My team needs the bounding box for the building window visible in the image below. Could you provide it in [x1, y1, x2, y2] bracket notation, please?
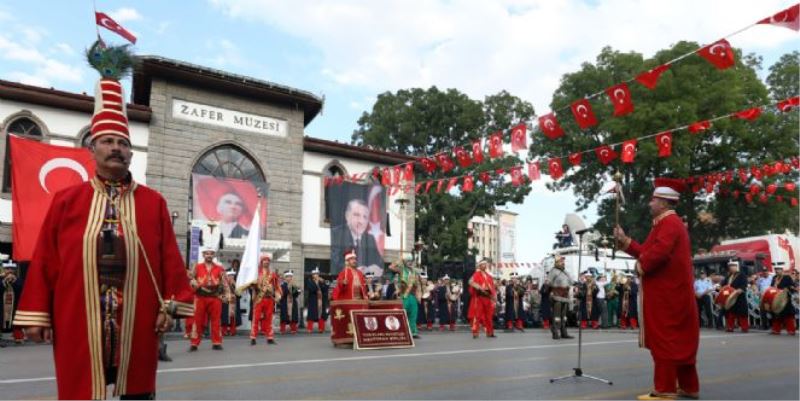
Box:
[3, 116, 44, 193]
[192, 145, 265, 183]
[321, 161, 347, 224]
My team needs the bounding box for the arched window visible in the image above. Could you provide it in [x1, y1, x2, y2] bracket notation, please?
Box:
[192, 145, 265, 182]
[3, 116, 44, 192]
[322, 161, 347, 224]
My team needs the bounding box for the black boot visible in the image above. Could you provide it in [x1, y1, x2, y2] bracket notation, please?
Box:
[551, 330, 560, 340]
[158, 342, 172, 362]
[561, 329, 574, 339]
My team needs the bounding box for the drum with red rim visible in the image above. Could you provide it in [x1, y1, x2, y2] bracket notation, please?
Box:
[715, 285, 740, 311]
[760, 287, 789, 314]
[330, 299, 369, 346]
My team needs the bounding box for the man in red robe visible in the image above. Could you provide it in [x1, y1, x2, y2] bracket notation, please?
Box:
[468, 259, 497, 339]
[189, 248, 227, 351]
[332, 248, 368, 301]
[12, 95, 194, 398]
[615, 177, 700, 400]
[250, 255, 281, 345]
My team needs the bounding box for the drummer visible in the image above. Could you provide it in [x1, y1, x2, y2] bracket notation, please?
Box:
[720, 261, 749, 333]
[769, 266, 796, 336]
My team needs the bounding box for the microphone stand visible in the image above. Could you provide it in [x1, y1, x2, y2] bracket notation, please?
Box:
[550, 229, 613, 386]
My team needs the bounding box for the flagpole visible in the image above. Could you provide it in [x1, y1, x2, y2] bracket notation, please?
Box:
[92, 0, 100, 40]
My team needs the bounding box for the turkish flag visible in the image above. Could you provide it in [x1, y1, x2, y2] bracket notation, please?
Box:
[425, 181, 434, 193]
[510, 123, 528, 152]
[733, 107, 762, 121]
[606, 83, 634, 117]
[688, 120, 711, 133]
[510, 167, 524, 187]
[381, 167, 392, 186]
[463, 175, 475, 192]
[420, 158, 437, 174]
[621, 139, 638, 163]
[489, 131, 504, 158]
[778, 96, 800, 112]
[454, 146, 472, 168]
[655, 131, 673, 158]
[393, 166, 402, 185]
[548, 158, 564, 180]
[436, 179, 445, 193]
[479, 171, 492, 184]
[757, 4, 800, 31]
[698, 39, 735, 70]
[472, 138, 484, 164]
[568, 152, 582, 166]
[446, 177, 459, 192]
[436, 153, 456, 173]
[635, 63, 671, 90]
[95, 11, 137, 44]
[570, 99, 597, 129]
[527, 161, 541, 181]
[539, 113, 565, 139]
[10, 136, 96, 260]
[404, 163, 415, 181]
[415, 182, 423, 194]
[595, 145, 618, 165]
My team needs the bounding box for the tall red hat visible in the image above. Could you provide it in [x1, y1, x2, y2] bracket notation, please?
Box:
[86, 40, 134, 143]
[653, 177, 685, 201]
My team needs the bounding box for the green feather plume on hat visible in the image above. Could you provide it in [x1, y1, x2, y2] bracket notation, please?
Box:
[85, 39, 135, 80]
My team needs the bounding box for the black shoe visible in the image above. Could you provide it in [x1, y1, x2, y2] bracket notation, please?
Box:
[413, 334, 421, 339]
[473, 334, 478, 339]
[212, 344, 223, 350]
[158, 344, 172, 362]
[188, 345, 198, 352]
[250, 339, 256, 346]
[552, 332, 560, 340]
[561, 334, 574, 339]
[267, 339, 276, 344]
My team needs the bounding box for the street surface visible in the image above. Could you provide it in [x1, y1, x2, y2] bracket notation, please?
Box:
[1, 328, 797, 400]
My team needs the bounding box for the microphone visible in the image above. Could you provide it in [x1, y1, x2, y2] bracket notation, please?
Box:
[575, 227, 594, 235]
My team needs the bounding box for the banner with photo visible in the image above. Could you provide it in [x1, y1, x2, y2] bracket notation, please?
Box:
[191, 173, 269, 250]
[327, 182, 386, 275]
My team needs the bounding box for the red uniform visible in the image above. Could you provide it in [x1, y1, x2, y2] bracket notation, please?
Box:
[624, 210, 700, 396]
[468, 269, 496, 337]
[250, 268, 281, 341]
[332, 267, 368, 301]
[12, 178, 194, 399]
[770, 274, 797, 335]
[191, 262, 226, 347]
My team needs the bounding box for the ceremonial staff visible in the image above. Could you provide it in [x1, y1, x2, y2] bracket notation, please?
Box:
[612, 171, 625, 260]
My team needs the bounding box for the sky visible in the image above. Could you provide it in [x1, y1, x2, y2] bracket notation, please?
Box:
[0, 0, 797, 263]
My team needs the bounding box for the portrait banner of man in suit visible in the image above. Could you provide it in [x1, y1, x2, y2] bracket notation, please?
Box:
[192, 173, 268, 241]
[328, 182, 386, 275]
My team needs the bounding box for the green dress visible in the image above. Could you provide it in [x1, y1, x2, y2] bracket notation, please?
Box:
[396, 265, 419, 336]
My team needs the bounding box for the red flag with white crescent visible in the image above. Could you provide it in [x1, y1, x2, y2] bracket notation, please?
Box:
[594, 145, 618, 165]
[688, 120, 711, 133]
[454, 146, 472, 168]
[527, 161, 541, 181]
[655, 131, 672, 158]
[605, 83, 634, 117]
[489, 132, 504, 158]
[436, 153, 456, 173]
[733, 107, 762, 121]
[538, 113, 565, 139]
[95, 11, 138, 44]
[462, 175, 475, 192]
[10, 136, 96, 260]
[471, 138, 484, 164]
[757, 4, 800, 31]
[510, 166, 524, 187]
[510, 123, 528, 152]
[548, 158, 564, 180]
[570, 99, 597, 129]
[777, 96, 800, 112]
[568, 152, 582, 166]
[420, 158, 437, 174]
[635, 63, 671, 90]
[698, 39, 735, 70]
[479, 171, 492, 184]
[621, 139, 637, 163]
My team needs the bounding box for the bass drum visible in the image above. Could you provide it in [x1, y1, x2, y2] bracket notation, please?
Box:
[715, 285, 740, 311]
[760, 287, 789, 314]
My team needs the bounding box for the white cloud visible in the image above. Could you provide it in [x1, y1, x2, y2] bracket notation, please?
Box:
[110, 7, 143, 23]
[0, 33, 83, 86]
[209, 0, 798, 116]
[53, 42, 75, 56]
[202, 38, 253, 70]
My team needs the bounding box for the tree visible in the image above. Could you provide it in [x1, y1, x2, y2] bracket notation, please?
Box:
[352, 88, 534, 268]
[528, 43, 798, 251]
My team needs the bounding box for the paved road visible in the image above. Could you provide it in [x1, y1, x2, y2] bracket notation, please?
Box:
[1, 328, 797, 400]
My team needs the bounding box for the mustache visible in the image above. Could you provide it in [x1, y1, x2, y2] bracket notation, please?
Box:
[106, 153, 126, 161]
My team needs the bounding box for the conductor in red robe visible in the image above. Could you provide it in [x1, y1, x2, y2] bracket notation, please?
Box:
[468, 259, 497, 339]
[332, 248, 368, 301]
[189, 248, 227, 351]
[615, 178, 700, 400]
[11, 59, 194, 398]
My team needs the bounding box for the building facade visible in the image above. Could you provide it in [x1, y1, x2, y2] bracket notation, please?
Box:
[467, 210, 517, 266]
[0, 56, 415, 299]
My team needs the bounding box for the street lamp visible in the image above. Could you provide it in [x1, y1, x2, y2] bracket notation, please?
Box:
[171, 211, 179, 226]
[414, 236, 426, 275]
[394, 193, 409, 261]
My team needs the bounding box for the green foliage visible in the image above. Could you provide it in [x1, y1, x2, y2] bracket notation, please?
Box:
[86, 40, 135, 80]
[529, 43, 798, 250]
[352, 88, 534, 266]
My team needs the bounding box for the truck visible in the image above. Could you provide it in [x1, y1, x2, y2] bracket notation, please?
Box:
[693, 233, 799, 276]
